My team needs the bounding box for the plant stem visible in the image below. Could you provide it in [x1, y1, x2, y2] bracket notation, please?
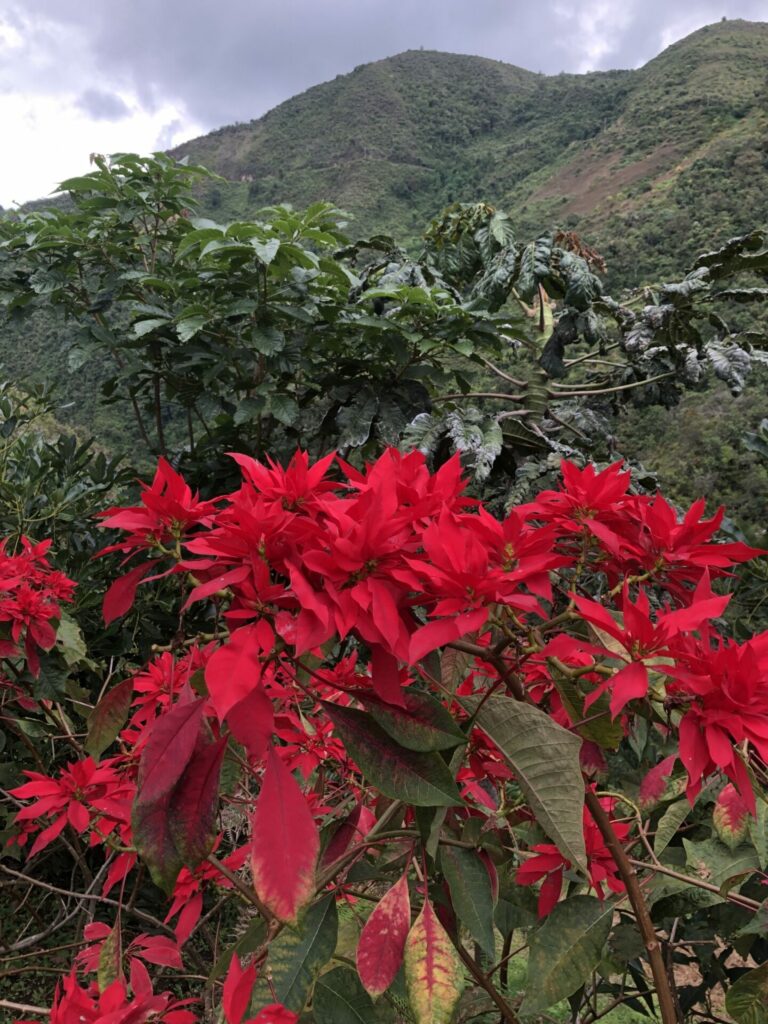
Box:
[585, 790, 680, 1024]
[454, 942, 520, 1024]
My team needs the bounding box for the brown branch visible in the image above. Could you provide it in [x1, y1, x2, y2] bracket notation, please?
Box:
[0, 997, 50, 1016]
[585, 791, 680, 1024]
[454, 942, 520, 1024]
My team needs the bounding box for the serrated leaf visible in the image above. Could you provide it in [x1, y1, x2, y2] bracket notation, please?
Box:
[322, 702, 462, 807]
[460, 694, 587, 874]
[264, 895, 338, 1012]
[725, 962, 768, 1024]
[364, 689, 467, 752]
[521, 896, 614, 1013]
[441, 845, 495, 957]
[404, 899, 464, 1024]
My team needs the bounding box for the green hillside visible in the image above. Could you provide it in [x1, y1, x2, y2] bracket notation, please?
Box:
[175, 18, 768, 288]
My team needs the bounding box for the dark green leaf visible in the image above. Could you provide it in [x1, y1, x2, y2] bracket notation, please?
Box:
[364, 689, 467, 752]
[322, 702, 462, 807]
[441, 845, 496, 957]
[521, 896, 615, 1013]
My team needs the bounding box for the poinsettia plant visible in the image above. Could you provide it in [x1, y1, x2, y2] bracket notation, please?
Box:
[4, 448, 768, 1023]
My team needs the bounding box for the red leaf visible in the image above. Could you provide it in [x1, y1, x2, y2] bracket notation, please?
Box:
[638, 755, 677, 812]
[370, 645, 406, 707]
[136, 698, 204, 804]
[251, 747, 319, 923]
[226, 685, 274, 760]
[713, 783, 751, 849]
[408, 608, 488, 664]
[86, 677, 134, 758]
[319, 804, 375, 870]
[206, 625, 266, 722]
[356, 871, 411, 996]
[169, 735, 228, 867]
[223, 953, 257, 1024]
[608, 661, 648, 719]
[102, 561, 157, 624]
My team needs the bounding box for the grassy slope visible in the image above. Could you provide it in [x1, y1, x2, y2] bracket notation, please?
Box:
[2, 20, 768, 517]
[175, 19, 768, 287]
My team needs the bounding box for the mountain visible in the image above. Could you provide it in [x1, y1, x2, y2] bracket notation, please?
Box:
[174, 18, 768, 288]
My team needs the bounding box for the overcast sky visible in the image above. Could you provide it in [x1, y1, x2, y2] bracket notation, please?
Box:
[1, 0, 767, 207]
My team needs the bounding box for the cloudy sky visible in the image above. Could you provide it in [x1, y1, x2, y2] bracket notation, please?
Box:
[1, 0, 766, 207]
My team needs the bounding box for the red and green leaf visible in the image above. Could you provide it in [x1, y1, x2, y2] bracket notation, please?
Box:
[136, 697, 205, 804]
[356, 871, 411, 996]
[169, 735, 228, 866]
[713, 783, 750, 849]
[85, 677, 134, 758]
[251, 746, 319, 923]
[404, 898, 463, 1024]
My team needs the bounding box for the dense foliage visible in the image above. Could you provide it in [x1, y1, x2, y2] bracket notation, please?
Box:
[3, 448, 768, 1024]
[1, 151, 768, 1023]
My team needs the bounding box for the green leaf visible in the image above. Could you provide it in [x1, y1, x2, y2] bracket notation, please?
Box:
[314, 966, 387, 1024]
[683, 838, 759, 890]
[364, 689, 467, 752]
[132, 317, 169, 338]
[252, 238, 280, 264]
[97, 926, 120, 992]
[269, 393, 299, 426]
[441, 845, 495, 957]
[521, 896, 615, 1013]
[264, 895, 338, 1012]
[86, 678, 134, 758]
[654, 799, 691, 856]
[460, 694, 587, 874]
[322, 702, 462, 807]
[251, 326, 285, 355]
[725, 962, 768, 1024]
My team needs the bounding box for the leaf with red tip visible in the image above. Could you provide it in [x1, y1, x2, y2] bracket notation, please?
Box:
[356, 872, 411, 996]
[223, 953, 257, 1024]
[251, 747, 319, 923]
[102, 560, 157, 624]
[169, 735, 228, 866]
[86, 678, 134, 758]
[136, 698, 204, 804]
[404, 899, 463, 1024]
[638, 755, 679, 812]
[713, 783, 751, 850]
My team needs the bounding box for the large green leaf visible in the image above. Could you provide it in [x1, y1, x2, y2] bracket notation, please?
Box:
[314, 966, 390, 1024]
[521, 896, 615, 1013]
[322, 702, 462, 807]
[441, 845, 496, 957]
[725, 962, 768, 1024]
[461, 694, 587, 874]
[263, 896, 338, 1013]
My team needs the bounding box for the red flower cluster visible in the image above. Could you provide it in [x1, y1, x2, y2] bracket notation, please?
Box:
[0, 536, 74, 674]
[515, 794, 630, 916]
[7, 449, 767, 1019]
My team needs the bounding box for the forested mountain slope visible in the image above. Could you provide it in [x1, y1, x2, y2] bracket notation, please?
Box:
[175, 18, 768, 287]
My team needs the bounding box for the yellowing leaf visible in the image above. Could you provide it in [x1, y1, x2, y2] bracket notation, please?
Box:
[404, 899, 463, 1024]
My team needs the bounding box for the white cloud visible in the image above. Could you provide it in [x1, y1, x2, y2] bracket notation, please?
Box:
[0, 91, 202, 207]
